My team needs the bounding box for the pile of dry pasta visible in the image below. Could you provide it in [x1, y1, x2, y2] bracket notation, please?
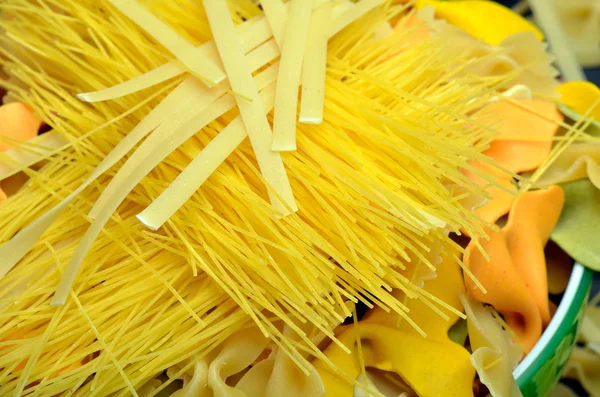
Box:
[1, 0, 598, 396]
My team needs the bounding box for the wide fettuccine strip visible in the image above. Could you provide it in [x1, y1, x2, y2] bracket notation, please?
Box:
[299, 1, 332, 124]
[271, 0, 312, 151]
[137, 77, 277, 230]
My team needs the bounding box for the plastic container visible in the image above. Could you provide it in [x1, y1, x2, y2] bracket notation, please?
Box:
[514, 263, 594, 397]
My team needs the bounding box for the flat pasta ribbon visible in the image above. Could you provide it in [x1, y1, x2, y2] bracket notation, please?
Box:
[464, 186, 565, 352]
[461, 294, 523, 397]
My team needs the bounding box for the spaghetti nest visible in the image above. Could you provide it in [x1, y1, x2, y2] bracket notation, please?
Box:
[0, 0, 519, 395]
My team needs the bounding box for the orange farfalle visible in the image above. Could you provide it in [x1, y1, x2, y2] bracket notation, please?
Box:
[0, 102, 41, 151]
[478, 99, 563, 174]
[464, 186, 565, 352]
[504, 185, 565, 324]
[0, 102, 42, 201]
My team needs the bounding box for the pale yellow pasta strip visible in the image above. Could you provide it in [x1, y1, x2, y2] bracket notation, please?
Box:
[271, 0, 313, 152]
[299, 1, 332, 124]
[203, 0, 297, 214]
[137, 79, 277, 230]
[107, 0, 225, 85]
[261, 0, 288, 49]
[52, 73, 279, 305]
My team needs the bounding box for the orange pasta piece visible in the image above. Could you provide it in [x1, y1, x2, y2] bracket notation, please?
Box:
[465, 226, 542, 352]
[0, 102, 41, 152]
[464, 186, 565, 351]
[0, 102, 42, 201]
[478, 99, 563, 174]
[504, 185, 564, 325]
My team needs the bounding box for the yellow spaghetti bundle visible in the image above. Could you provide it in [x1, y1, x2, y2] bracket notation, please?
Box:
[0, 0, 524, 395]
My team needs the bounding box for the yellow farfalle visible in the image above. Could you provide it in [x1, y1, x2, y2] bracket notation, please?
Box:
[314, 251, 475, 397]
[558, 82, 600, 121]
[313, 322, 475, 397]
[414, 0, 543, 46]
